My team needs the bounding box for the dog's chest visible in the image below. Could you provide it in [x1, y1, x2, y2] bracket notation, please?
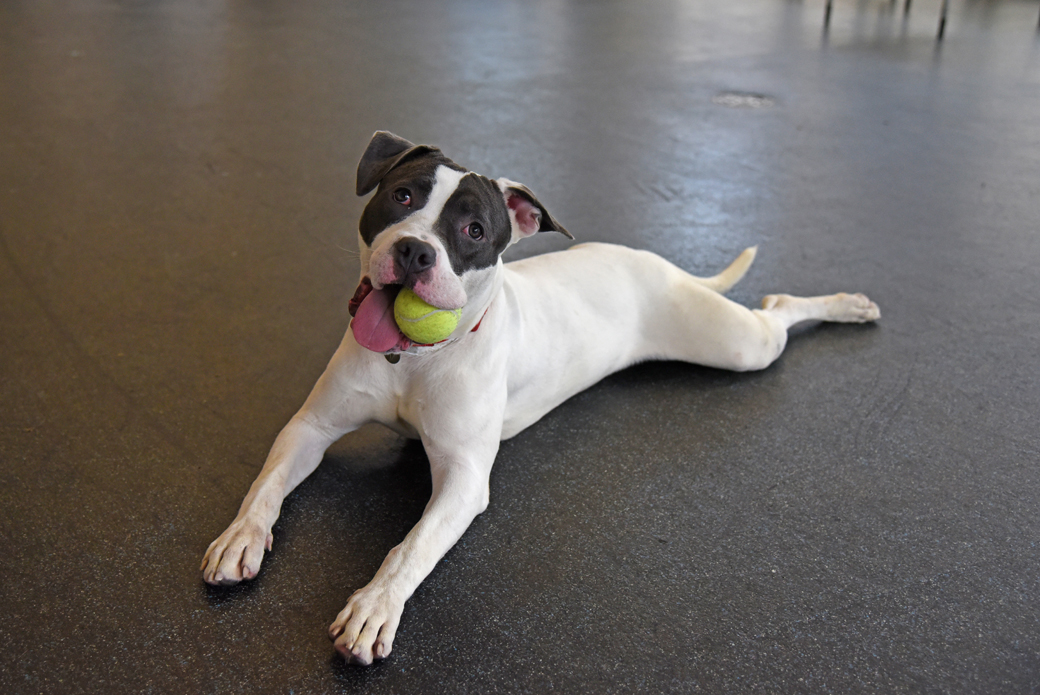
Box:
[375, 356, 500, 442]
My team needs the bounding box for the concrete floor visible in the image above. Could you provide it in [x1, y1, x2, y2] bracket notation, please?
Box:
[2, 0, 1040, 692]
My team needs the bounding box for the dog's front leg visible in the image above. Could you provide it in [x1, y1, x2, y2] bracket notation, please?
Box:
[200, 413, 342, 585]
[201, 342, 379, 585]
[328, 434, 498, 665]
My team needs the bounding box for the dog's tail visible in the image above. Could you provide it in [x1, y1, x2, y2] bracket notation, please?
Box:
[696, 246, 757, 294]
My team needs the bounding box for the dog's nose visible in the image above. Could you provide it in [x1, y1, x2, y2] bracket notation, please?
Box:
[393, 238, 436, 280]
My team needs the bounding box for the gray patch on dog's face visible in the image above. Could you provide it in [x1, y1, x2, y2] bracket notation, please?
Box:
[358, 152, 465, 247]
[359, 154, 512, 276]
[433, 173, 513, 274]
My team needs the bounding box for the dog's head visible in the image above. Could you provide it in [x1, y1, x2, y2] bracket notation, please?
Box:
[349, 131, 572, 355]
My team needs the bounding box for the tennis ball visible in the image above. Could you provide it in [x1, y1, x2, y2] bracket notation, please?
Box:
[394, 287, 462, 344]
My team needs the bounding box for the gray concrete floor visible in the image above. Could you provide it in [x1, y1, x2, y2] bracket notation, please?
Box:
[3, 0, 1040, 692]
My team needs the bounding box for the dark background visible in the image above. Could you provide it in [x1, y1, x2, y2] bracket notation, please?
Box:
[2, 1, 1039, 692]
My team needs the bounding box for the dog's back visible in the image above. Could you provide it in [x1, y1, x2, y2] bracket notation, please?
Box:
[498, 243, 756, 437]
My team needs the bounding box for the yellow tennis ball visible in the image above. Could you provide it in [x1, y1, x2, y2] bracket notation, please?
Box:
[394, 287, 462, 344]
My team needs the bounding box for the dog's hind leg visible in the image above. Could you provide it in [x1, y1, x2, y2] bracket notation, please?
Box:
[760, 292, 880, 329]
[643, 258, 879, 372]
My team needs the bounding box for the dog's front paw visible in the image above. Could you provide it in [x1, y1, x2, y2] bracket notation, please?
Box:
[328, 585, 404, 665]
[200, 518, 273, 586]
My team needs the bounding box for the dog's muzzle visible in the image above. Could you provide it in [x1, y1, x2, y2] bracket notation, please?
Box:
[393, 238, 436, 286]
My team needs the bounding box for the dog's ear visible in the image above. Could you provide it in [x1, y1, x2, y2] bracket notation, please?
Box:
[356, 131, 437, 196]
[497, 178, 573, 242]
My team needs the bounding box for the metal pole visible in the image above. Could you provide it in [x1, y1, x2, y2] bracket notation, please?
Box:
[937, 0, 948, 40]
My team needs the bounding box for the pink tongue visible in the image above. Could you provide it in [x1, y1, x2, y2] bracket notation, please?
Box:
[351, 286, 405, 352]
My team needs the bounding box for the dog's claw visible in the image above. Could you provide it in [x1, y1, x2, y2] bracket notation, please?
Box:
[200, 517, 272, 585]
[329, 585, 403, 666]
[837, 292, 880, 322]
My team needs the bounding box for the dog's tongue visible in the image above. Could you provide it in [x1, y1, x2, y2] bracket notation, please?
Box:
[351, 285, 406, 353]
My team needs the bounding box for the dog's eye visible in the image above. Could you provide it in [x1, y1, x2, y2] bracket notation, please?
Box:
[392, 188, 412, 205]
[465, 223, 484, 240]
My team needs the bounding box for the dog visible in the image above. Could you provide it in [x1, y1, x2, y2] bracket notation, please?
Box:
[201, 131, 880, 665]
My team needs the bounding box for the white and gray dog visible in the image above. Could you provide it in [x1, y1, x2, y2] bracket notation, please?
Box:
[201, 131, 880, 664]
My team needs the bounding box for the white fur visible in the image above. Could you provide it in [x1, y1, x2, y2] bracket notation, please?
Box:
[201, 179, 880, 666]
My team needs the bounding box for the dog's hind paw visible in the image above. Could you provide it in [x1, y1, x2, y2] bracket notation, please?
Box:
[830, 292, 880, 323]
[763, 292, 880, 325]
[200, 518, 273, 585]
[328, 584, 403, 665]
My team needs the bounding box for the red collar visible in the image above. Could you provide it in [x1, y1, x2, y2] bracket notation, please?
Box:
[469, 309, 488, 333]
